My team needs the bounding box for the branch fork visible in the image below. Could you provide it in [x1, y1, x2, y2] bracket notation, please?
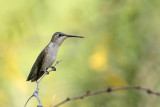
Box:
[25, 60, 160, 107]
[25, 60, 62, 107]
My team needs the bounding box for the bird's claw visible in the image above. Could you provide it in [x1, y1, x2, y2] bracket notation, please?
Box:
[52, 66, 56, 71]
[45, 71, 49, 74]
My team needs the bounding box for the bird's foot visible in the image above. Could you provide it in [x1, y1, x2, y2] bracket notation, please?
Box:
[52, 66, 56, 71]
[45, 71, 49, 74]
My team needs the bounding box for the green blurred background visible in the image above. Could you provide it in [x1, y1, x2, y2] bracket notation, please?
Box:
[0, 0, 160, 107]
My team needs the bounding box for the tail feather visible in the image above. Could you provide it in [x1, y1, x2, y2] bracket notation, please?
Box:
[26, 71, 45, 82]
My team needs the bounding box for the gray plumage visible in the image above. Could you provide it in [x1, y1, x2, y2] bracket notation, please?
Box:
[26, 32, 84, 82]
[26, 43, 59, 82]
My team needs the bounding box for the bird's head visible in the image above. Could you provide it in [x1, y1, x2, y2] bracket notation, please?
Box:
[51, 32, 84, 45]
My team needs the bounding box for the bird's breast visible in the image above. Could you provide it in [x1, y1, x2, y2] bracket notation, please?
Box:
[43, 43, 59, 69]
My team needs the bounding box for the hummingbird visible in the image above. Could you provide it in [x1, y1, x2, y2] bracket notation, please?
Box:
[26, 32, 84, 82]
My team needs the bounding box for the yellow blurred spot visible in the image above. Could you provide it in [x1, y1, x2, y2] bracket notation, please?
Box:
[88, 44, 127, 87]
[88, 44, 108, 72]
[0, 89, 9, 105]
[3, 47, 27, 93]
[105, 71, 127, 87]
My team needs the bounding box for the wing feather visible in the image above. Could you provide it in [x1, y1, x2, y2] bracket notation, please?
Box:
[26, 49, 46, 82]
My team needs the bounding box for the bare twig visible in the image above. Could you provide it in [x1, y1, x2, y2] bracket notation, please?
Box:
[24, 95, 34, 107]
[49, 95, 56, 107]
[53, 86, 160, 107]
[25, 60, 62, 107]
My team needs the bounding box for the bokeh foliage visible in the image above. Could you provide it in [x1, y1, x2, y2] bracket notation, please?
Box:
[0, 0, 160, 107]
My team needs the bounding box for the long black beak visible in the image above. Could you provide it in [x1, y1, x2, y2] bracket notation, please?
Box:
[66, 35, 84, 38]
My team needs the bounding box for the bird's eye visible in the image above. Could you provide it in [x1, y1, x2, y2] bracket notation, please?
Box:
[59, 34, 63, 37]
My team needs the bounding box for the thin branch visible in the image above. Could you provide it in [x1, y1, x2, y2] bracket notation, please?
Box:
[24, 95, 34, 107]
[25, 60, 62, 107]
[53, 86, 160, 107]
[50, 95, 56, 107]
[33, 91, 43, 107]
[38, 60, 62, 85]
